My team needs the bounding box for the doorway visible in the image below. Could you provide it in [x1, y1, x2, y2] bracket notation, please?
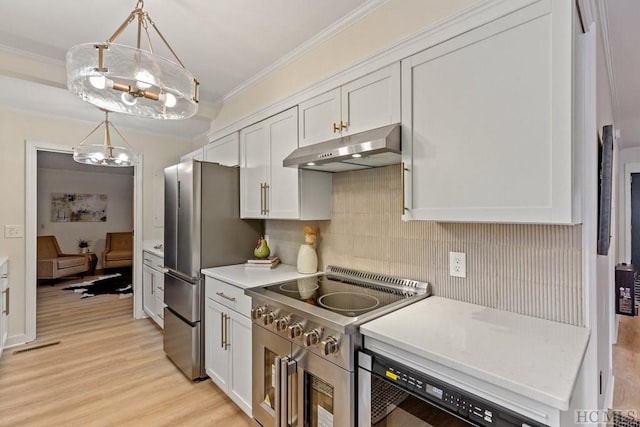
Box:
[632, 173, 640, 268]
[25, 141, 144, 344]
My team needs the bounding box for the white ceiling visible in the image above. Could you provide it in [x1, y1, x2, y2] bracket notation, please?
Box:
[1, 1, 639, 149]
[0, 0, 369, 140]
[600, 0, 640, 149]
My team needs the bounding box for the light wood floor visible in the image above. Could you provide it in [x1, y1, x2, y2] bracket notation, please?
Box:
[613, 314, 640, 416]
[0, 276, 253, 427]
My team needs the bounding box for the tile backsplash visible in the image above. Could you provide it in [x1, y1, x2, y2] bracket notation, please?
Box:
[266, 165, 583, 326]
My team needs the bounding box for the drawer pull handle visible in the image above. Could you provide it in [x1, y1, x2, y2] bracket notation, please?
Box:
[216, 292, 236, 302]
[0, 274, 8, 279]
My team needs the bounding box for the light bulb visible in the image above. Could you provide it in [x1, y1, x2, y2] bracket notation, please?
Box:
[162, 93, 177, 108]
[135, 70, 156, 90]
[121, 92, 137, 106]
[89, 75, 113, 90]
[91, 152, 105, 162]
[90, 76, 106, 89]
[352, 153, 362, 158]
[306, 162, 316, 166]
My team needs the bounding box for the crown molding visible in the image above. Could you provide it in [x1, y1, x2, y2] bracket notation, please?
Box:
[208, 0, 542, 142]
[222, 0, 390, 103]
[597, 0, 620, 123]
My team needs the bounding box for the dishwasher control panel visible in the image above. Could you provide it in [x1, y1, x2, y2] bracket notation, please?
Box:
[366, 351, 547, 427]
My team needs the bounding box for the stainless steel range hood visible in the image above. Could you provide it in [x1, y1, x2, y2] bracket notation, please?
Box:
[283, 123, 400, 172]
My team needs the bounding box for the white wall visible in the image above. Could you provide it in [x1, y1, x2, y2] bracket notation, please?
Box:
[0, 108, 189, 344]
[37, 168, 134, 269]
[210, 0, 480, 133]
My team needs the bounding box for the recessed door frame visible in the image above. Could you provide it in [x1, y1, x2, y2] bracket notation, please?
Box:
[23, 140, 144, 344]
[624, 162, 640, 264]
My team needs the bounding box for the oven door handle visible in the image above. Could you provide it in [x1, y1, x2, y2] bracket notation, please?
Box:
[275, 356, 297, 427]
[274, 356, 282, 426]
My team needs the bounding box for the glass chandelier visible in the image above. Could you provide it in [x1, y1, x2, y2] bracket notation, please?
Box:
[73, 111, 137, 167]
[66, 0, 199, 120]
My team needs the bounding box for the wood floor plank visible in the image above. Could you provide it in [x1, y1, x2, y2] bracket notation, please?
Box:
[613, 313, 640, 417]
[0, 277, 253, 426]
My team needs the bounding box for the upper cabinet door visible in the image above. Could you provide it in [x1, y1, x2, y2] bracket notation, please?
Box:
[268, 107, 299, 219]
[240, 122, 269, 218]
[402, 1, 578, 224]
[341, 62, 401, 136]
[298, 88, 341, 148]
[298, 63, 401, 148]
[205, 132, 239, 166]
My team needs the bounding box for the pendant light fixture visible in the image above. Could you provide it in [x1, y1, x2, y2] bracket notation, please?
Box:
[73, 111, 138, 167]
[66, 0, 199, 120]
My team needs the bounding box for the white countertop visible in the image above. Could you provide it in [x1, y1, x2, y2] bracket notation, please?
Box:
[142, 241, 164, 258]
[202, 264, 323, 289]
[360, 296, 590, 411]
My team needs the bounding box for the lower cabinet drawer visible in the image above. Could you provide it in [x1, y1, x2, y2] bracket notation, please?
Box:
[204, 277, 251, 316]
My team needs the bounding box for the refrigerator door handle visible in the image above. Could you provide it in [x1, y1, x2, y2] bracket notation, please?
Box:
[178, 180, 181, 209]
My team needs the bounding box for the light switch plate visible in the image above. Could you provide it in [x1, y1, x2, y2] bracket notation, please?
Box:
[5, 225, 24, 238]
[449, 251, 466, 278]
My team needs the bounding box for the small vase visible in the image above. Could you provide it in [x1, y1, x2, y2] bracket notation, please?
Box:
[297, 244, 317, 274]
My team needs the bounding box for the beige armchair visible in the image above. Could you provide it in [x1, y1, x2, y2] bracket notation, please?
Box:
[37, 235, 88, 280]
[102, 232, 133, 269]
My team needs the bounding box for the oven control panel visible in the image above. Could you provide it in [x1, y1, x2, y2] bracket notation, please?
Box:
[366, 351, 546, 427]
[250, 300, 356, 370]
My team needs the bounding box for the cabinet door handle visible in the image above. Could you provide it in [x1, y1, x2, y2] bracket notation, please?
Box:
[264, 183, 269, 214]
[3, 287, 9, 316]
[220, 312, 225, 349]
[402, 162, 409, 214]
[260, 183, 265, 215]
[333, 121, 347, 133]
[0, 274, 7, 279]
[224, 314, 231, 350]
[144, 258, 152, 262]
[216, 292, 236, 302]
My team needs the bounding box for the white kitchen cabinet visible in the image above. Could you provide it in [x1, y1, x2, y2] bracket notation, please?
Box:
[298, 62, 400, 147]
[240, 106, 331, 219]
[0, 258, 8, 360]
[180, 147, 204, 163]
[401, 1, 580, 224]
[204, 277, 252, 416]
[142, 250, 165, 328]
[204, 132, 239, 166]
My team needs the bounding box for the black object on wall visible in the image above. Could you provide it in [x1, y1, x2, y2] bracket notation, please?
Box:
[597, 124, 614, 256]
[614, 264, 637, 316]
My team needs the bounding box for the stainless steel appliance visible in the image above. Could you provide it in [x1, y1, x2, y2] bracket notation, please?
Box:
[245, 266, 431, 427]
[164, 160, 262, 380]
[282, 123, 400, 172]
[357, 350, 547, 426]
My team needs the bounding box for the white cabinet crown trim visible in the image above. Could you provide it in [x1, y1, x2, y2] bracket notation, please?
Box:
[207, 0, 544, 143]
[222, 0, 392, 102]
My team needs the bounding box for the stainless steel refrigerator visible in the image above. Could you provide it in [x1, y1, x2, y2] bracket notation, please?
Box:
[163, 160, 261, 380]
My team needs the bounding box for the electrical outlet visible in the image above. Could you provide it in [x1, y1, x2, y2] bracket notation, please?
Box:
[4, 225, 24, 239]
[449, 251, 466, 278]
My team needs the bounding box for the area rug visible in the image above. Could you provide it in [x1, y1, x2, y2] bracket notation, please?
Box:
[62, 273, 132, 298]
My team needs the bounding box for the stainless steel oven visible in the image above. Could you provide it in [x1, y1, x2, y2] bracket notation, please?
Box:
[358, 350, 547, 427]
[252, 324, 354, 427]
[246, 266, 431, 427]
